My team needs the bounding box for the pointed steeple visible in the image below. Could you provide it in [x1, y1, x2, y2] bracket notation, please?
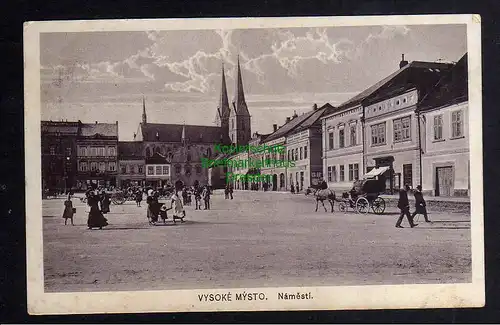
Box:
[142, 96, 147, 124]
[232, 55, 249, 115]
[215, 63, 230, 126]
[181, 124, 186, 144]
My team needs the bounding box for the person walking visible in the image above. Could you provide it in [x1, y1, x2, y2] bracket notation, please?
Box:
[87, 191, 108, 230]
[224, 184, 229, 199]
[100, 190, 111, 214]
[171, 191, 186, 223]
[229, 183, 234, 200]
[396, 185, 418, 228]
[62, 193, 75, 226]
[202, 185, 211, 210]
[411, 185, 431, 223]
[295, 181, 300, 194]
[135, 189, 143, 207]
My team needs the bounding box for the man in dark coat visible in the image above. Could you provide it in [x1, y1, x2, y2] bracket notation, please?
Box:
[319, 178, 328, 190]
[411, 185, 431, 222]
[396, 185, 417, 228]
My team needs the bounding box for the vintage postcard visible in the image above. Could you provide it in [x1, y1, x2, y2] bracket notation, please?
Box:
[24, 15, 484, 314]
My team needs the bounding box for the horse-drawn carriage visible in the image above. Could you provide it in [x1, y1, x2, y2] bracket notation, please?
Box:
[338, 167, 388, 215]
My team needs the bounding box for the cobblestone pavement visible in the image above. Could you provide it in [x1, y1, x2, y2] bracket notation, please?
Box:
[42, 191, 471, 292]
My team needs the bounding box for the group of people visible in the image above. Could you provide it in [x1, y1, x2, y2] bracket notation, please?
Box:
[396, 184, 430, 228]
[62, 188, 110, 229]
[145, 184, 213, 225]
[290, 181, 303, 194]
[224, 184, 234, 200]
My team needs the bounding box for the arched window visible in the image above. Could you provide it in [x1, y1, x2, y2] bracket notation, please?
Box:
[145, 147, 152, 157]
[279, 173, 285, 188]
[187, 152, 191, 162]
[185, 165, 191, 176]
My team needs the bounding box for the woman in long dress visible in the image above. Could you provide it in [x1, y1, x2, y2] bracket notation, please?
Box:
[171, 191, 185, 223]
[62, 194, 75, 225]
[87, 191, 108, 230]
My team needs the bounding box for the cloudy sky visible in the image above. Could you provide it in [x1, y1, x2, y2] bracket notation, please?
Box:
[40, 24, 467, 140]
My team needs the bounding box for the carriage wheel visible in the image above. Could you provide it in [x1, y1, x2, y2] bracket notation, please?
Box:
[339, 202, 347, 212]
[371, 197, 386, 214]
[355, 197, 369, 214]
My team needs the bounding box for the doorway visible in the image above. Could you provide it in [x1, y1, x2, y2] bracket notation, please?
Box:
[435, 166, 453, 196]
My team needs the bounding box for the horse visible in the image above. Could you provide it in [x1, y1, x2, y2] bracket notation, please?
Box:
[312, 188, 336, 213]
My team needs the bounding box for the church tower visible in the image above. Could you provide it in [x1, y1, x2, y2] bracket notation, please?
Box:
[142, 96, 147, 125]
[215, 63, 230, 141]
[229, 56, 251, 145]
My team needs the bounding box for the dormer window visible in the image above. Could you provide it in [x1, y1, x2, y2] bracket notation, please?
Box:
[155, 131, 160, 140]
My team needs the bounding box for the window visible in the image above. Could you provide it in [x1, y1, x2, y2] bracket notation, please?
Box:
[287, 150, 291, 161]
[65, 147, 71, 156]
[328, 131, 334, 150]
[332, 166, 337, 182]
[294, 148, 298, 161]
[433, 115, 443, 140]
[393, 116, 411, 142]
[90, 162, 97, 171]
[147, 166, 154, 175]
[99, 162, 106, 172]
[185, 166, 191, 176]
[339, 165, 345, 182]
[79, 162, 88, 172]
[81, 147, 88, 156]
[196, 165, 202, 174]
[175, 165, 181, 174]
[121, 165, 126, 174]
[98, 147, 105, 156]
[187, 153, 191, 162]
[130, 165, 135, 174]
[451, 110, 463, 138]
[156, 166, 162, 175]
[327, 166, 332, 182]
[91, 147, 97, 156]
[299, 147, 303, 160]
[348, 163, 359, 181]
[339, 129, 345, 148]
[50, 146, 56, 155]
[109, 147, 116, 156]
[163, 166, 170, 175]
[108, 162, 116, 172]
[138, 165, 143, 174]
[350, 125, 356, 146]
[371, 122, 386, 146]
[304, 146, 308, 159]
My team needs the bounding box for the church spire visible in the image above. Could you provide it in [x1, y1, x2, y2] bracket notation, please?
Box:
[181, 123, 186, 144]
[232, 55, 249, 115]
[142, 96, 147, 124]
[215, 62, 230, 127]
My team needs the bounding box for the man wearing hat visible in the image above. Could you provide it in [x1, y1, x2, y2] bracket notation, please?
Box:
[411, 185, 431, 223]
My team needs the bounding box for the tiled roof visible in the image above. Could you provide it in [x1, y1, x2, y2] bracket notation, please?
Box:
[338, 61, 454, 109]
[41, 121, 79, 134]
[265, 104, 335, 142]
[141, 123, 229, 144]
[118, 141, 144, 160]
[80, 123, 118, 138]
[419, 53, 468, 111]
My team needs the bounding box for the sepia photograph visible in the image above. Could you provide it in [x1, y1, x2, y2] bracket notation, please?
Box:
[24, 15, 484, 314]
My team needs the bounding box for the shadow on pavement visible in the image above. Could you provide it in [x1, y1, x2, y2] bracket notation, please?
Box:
[427, 220, 470, 223]
[415, 226, 470, 230]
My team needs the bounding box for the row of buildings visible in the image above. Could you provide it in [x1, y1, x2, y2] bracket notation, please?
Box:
[42, 53, 469, 197]
[210, 53, 469, 197]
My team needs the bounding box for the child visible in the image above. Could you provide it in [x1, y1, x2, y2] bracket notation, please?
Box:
[159, 204, 172, 223]
[62, 194, 75, 225]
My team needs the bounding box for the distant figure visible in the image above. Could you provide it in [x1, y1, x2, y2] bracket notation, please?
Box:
[146, 191, 160, 225]
[182, 188, 189, 206]
[411, 185, 431, 223]
[202, 185, 211, 210]
[296, 181, 300, 194]
[229, 184, 234, 200]
[194, 185, 202, 210]
[135, 190, 143, 207]
[319, 178, 328, 190]
[62, 194, 75, 226]
[224, 184, 230, 199]
[100, 190, 111, 214]
[171, 191, 186, 223]
[87, 191, 108, 230]
[290, 183, 295, 194]
[396, 185, 417, 228]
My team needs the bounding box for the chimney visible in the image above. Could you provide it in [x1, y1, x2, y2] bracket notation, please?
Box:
[286, 117, 291, 123]
[273, 124, 278, 132]
[95, 121, 98, 124]
[133, 132, 136, 141]
[399, 54, 409, 69]
[313, 103, 318, 110]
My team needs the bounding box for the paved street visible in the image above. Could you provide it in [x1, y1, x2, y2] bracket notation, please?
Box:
[43, 191, 471, 292]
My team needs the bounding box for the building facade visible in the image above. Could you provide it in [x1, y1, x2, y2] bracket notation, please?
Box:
[321, 105, 363, 191]
[145, 152, 171, 188]
[420, 53, 469, 197]
[117, 141, 145, 188]
[41, 121, 79, 193]
[76, 122, 119, 190]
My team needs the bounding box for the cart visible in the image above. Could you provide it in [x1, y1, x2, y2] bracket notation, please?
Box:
[338, 167, 388, 215]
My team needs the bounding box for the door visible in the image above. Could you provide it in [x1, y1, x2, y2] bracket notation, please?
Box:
[436, 166, 453, 196]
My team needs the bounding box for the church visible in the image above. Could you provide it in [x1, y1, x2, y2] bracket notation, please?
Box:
[130, 57, 252, 189]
